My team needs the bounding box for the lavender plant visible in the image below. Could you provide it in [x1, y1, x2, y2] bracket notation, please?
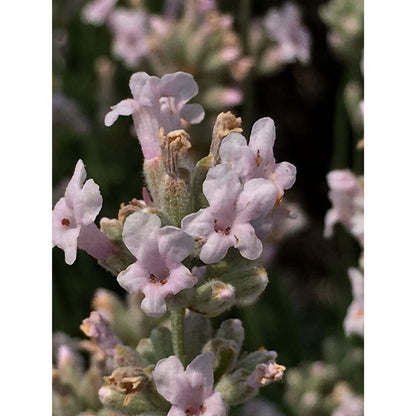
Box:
[52, 70, 297, 415]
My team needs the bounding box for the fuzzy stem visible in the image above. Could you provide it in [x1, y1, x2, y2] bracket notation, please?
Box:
[171, 308, 187, 365]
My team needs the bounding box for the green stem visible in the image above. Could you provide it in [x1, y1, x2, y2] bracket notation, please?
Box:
[171, 308, 186, 365]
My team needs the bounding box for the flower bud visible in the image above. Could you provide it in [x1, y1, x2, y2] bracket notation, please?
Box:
[78, 366, 102, 409]
[202, 338, 239, 382]
[215, 368, 258, 406]
[136, 338, 156, 366]
[216, 319, 245, 354]
[190, 280, 235, 317]
[98, 384, 161, 415]
[205, 262, 268, 306]
[236, 349, 278, 371]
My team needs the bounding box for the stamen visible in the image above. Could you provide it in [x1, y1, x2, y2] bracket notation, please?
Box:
[214, 219, 231, 235]
[149, 274, 168, 286]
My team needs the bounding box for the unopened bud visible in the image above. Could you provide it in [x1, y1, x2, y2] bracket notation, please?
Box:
[202, 338, 239, 382]
[190, 280, 235, 317]
[202, 87, 243, 111]
[216, 319, 245, 354]
[79, 366, 102, 409]
[236, 349, 278, 371]
[206, 262, 268, 306]
[98, 384, 161, 415]
[215, 368, 258, 406]
[136, 338, 156, 366]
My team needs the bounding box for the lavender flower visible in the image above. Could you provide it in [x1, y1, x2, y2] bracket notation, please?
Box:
[324, 170, 364, 246]
[264, 2, 311, 64]
[105, 72, 204, 160]
[117, 211, 197, 317]
[80, 311, 122, 356]
[182, 164, 277, 264]
[82, 0, 117, 25]
[52, 159, 114, 264]
[344, 268, 364, 337]
[219, 117, 296, 202]
[108, 8, 149, 68]
[153, 352, 226, 416]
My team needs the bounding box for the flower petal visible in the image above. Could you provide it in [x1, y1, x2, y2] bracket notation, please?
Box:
[164, 264, 197, 296]
[158, 226, 195, 264]
[237, 178, 277, 222]
[186, 352, 215, 389]
[219, 133, 254, 179]
[159, 72, 199, 106]
[140, 290, 168, 317]
[203, 165, 241, 214]
[52, 198, 81, 265]
[117, 262, 148, 294]
[200, 232, 233, 264]
[248, 117, 276, 165]
[202, 391, 227, 416]
[272, 162, 297, 193]
[129, 72, 151, 100]
[180, 103, 205, 124]
[181, 210, 215, 239]
[232, 223, 263, 260]
[73, 178, 103, 225]
[122, 211, 161, 257]
[154, 355, 185, 403]
[64, 159, 86, 206]
[104, 99, 136, 126]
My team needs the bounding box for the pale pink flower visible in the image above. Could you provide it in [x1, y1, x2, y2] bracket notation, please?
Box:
[153, 352, 226, 416]
[182, 164, 278, 264]
[80, 311, 122, 356]
[82, 0, 117, 25]
[105, 72, 204, 160]
[324, 170, 364, 246]
[219, 117, 296, 201]
[52, 159, 114, 265]
[344, 268, 364, 337]
[246, 360, 286, 388]
[332, 383, 364, 416]
[117, 211, 197, 317]
[264, 2, 311, 64]
[108, 8, 149, 68]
